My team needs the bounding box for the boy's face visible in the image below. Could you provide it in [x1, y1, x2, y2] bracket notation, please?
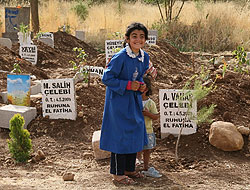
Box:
[126, 29, 146, 53]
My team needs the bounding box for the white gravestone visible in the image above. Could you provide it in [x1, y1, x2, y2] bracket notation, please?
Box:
[159, 89, 197, 137]
[147, 30, 158, 45]
[146, 35, 157, 45]
[105, 40, 123, 64]
[38, 32, 54, 48]
[75, 30, 85, 41]
[41, 78, 77, 120]
[19, 44, 37, 65]
[0, 38, 12, 49]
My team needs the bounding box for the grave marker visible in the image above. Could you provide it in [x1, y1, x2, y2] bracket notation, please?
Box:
[19, 44, 37, 65]
[75, 30, 85, 41]
[147, 30, 158, 45]
[0, 38, 12, 49]
[2, 7, 30, 42]
[159, 89, 197, 137]
[7, 74, 31, 106]
[105, 40, 123, 64]
[38, 32, 54, 48]
[41, 78, 77, 120]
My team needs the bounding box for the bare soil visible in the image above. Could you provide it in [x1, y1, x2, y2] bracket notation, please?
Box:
[0, 32, 249, 190]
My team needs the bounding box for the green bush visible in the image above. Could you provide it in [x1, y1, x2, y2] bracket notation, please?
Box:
[7, 114, 32, 163]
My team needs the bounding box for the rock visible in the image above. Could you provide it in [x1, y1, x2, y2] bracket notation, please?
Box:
[209, 121, 244, 151]
[63, 173, 75, 181]
[32, 150, 46, 162]
[78, 111, 83, 117]
[237, 126, 250, 136]
[92, 130, 110, 160]
[222, 111, 231, 122]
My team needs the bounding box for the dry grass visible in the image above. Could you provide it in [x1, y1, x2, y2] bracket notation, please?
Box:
[1, 1, 250, 50]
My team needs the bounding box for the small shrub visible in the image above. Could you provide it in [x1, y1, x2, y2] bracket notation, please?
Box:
[7, 114, 32, 163]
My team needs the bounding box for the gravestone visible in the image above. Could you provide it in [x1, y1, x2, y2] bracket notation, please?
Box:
[105, 40, 123, 64]
[2, 7, 30, 42]
[159, 89, 197, 138]
[7, 74, 31, 106]
[19, 44, 37, 65]
[75, 30, 85, 41]
[0, 38, 12, 49]
[41, 78, 77, 120]
[147, 30, 158, 45]
[38, 32, 54, 48]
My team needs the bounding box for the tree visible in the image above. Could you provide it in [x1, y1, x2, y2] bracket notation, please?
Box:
[154, 0, 186, 23]
[30, 0, 39, 34]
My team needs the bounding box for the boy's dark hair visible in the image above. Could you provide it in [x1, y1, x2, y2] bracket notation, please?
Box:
[123, 22, 148, 47]
[143, 76, 152, 96]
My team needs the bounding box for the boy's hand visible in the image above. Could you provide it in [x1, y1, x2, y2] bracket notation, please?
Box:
[139, 83, 146, 92]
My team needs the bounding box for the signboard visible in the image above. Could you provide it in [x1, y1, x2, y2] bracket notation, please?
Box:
[159, 89, 197, 135]
[41, 78, 76, 120]
[7, 74, 30, 106]
[19, 44, 37, 65]
[5, 7, 30, 33]
[146, 35, 157, 45]
[38, 32, 54, 48]
[85, 66, 104, 77]
[105, 40, 123, 63]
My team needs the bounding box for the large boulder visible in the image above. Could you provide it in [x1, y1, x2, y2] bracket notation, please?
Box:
[92, 130, 110, 160]
[209, 121, 244, 151]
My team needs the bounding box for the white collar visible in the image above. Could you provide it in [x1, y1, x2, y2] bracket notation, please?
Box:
[125, 46, 144, 62]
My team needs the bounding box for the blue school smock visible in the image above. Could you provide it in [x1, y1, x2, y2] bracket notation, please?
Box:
[100, 46, 149, 154]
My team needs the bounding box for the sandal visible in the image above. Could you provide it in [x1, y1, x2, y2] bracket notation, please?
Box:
[125, 171, 144, 179]
[113, 176, 137, 185]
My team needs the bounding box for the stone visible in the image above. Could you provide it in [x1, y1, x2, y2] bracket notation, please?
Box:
[63, 173, 75, 181]
[30, 80, 41, 95]
[0, 105, 37, 129]
[75, 30, 85, 41]
[4, 7, 30, 42]
[92, 130, 110, 160]
[237, 126, 250, 136]
[209, 121, 244, 151]
[0, 38, 12, 49]
[0, 91, 8, 103]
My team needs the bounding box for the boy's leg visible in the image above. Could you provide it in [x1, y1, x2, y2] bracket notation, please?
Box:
[143, 149, 151, 171]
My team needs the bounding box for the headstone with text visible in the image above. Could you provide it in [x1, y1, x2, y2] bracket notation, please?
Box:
[159, 89, 197, 137]
[2, 7, 30, 42]
[19, 44, 37, 65]
[105, 40, 123, 64]
[41, 78, 77, 120]
[38, 32, 54, 48]
[147, 30, 158, 45]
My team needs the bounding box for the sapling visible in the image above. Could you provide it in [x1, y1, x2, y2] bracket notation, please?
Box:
[175, 66, 217, 163]
[7, 114, 32, 163]
[232, 46, 249, 74]
[69, 47, 89, 86]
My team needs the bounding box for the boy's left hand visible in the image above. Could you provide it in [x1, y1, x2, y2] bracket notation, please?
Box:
[139, 83, 146, 92]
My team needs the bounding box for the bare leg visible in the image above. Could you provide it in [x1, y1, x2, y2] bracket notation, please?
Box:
[143, 149, 151, 171]
[137, 151, 142, 161]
